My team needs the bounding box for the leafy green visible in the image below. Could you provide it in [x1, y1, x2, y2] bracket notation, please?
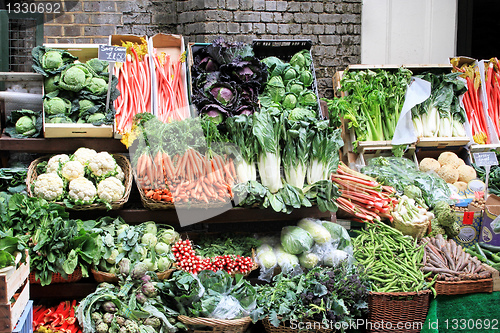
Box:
[474, 150, 500, 196]
[32, 46, 78, 77]
[5, 109, 42, 138]
[0, 168, 28, 194]
[194, 234, 261, 258]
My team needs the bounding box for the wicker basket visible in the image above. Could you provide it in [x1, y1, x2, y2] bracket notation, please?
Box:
[177, 315, 252, 333]
[262, 318, 334, 333]
[434, 278, 493, 295]
[30, 266, 83, 284]
[91, 268, 176, 283]
[392, 218, 429, 239]
[368, 290, 431, 333]
[26, 154, 132, 210]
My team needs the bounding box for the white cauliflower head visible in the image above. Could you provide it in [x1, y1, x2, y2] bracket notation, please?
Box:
[97, 176, 125, 202]
[88, 152, 117, 178]
[61, 160, 85, 181]
[46, 154, 70, 173]
[33, 173, 64, 201]
[73, 147, 97, 165]
[115, 165, 125, 182]
[68, 177, 97, 204]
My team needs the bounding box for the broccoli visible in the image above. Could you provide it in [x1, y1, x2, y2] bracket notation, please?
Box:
[433, 200, 455, 227]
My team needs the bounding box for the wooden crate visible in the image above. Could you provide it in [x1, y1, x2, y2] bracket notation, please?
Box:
[482, 264, 500, 292]
[0, 258, 30, 333]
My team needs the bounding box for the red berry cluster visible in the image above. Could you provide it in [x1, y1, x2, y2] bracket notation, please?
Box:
[171, 239, 254, 275]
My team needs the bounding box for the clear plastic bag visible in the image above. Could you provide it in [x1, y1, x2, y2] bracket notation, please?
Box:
[210, 295, 245, 320]
[256, 244, 278, 282]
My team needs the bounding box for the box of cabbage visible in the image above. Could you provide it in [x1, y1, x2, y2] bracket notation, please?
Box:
[40, 44, 114, 138]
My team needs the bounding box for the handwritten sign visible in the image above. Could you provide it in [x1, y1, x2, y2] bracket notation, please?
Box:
[98, 45, 126, 62]
[473, 152, 499, 167]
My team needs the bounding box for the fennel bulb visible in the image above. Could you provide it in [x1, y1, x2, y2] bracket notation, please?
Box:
[235, 160, 256, 183]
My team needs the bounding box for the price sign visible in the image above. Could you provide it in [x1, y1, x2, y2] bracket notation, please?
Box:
[98, 45, 126, 63]
[473, 152, 499, 167]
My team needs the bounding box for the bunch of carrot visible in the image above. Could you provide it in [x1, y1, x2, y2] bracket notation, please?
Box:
[152, 50, 190, 123]
[331, 162, 397, 223]
[451, 59, 490, 144]
[485, 58, 500, 139]
[135, 148, 238, 204]
[114, 39, 152, 135]
[33, 300, 81, 333]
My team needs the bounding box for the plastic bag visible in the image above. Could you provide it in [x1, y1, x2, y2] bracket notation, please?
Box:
[281, 226, 314, 255]
[323, 249, 351, 267]
[318, 221, 353, 255]
[210, 295, 245, 320]
[297, 218, 331, 244]
[298, 251, 321, 269]
[274, 245, 302, 276]
[256, 244, 278, 282]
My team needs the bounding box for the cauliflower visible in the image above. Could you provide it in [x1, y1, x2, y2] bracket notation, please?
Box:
[419, 157, 440, 173]
[115, 165, 124, 182]
[61, 160, 85, 181]
[46, 154, 70, 173]
[73, 147, 97, 165]
[97, 177, 125, 202]
[33, 173, 64, 201]
[68, 177, 97, 204]
[457, 165, 477, 183]
[438, 151, 462, 168]
[89, 152, 118, 178]
[437, 164, 459, 184]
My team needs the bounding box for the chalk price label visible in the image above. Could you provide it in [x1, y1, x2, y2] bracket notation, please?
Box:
[98, 45, 126, 62]
[473, 152, 498, 167]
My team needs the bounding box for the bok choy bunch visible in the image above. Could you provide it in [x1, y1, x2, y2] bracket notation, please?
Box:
[226, 114, 258, 183]
[282, 118, 310, 189]
[307, 120, 344, 185]
[253, 107, 285, 193]
[411, 72, 467, 138]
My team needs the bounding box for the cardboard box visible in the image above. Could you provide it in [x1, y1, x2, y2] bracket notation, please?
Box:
[481, 194, 500, 247]
[42, 44, 114, 138]
[149, 33, 191, 119]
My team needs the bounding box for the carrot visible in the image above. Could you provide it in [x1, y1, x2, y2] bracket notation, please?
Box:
[145, 189, 154, 198]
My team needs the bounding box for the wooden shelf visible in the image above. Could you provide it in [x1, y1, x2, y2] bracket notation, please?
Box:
[0, 134, 127, 153]
[30, 281, 98, 300]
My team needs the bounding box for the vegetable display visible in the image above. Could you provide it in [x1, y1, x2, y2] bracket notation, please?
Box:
[191, 37, 267, 122]
[31, 147, 127, 208]
[326, 67, 412, 148]
[361, 156, 452, 208]
[114, 38, 152, 135]
[451, 57, 490, 144]
[32, 46, 118, 126]
[411, 72, 467, 138]
[251, 263, 369, 329]
[422, 234, 492, 281]
[419, 151, 476, 188]
[352, 219, 436, 294]
[465, 243, 500, 271]
[34, 300, 81, 333]
[331, 162, 397, 223]
[77, 264, 181, 333]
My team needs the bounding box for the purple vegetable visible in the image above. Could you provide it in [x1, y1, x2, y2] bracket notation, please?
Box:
[136, 292, 147, 304]
[119, 258, 131, 277]
[141, 274, 151, 284]
[130, 262, 148, 280]
[102, 301, 117, 313]
[103, 313, 114, 324]
[142, 282, 157, 298]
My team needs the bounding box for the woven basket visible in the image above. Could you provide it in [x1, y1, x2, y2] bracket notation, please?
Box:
[262, 318, 334, 333]
[91, 268, 176, 283]
[392, 218, 429, 239]
[368, 290, 431, 333]
[30, 266, 83, 284]
[177, 315, 252, 333]
[26, 154, 132, 210]
[434, 278, 493, 295]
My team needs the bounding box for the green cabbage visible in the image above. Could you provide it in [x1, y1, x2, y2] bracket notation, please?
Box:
[88, 77, 108, 95]
[265, 76, 286, 103]
[44, 75, 59, 93]
[320, 221, 352, 251]
[275, 245, 299, 269]
[298, 252, 320, 269]
[286, 79, 304, 95]
[58, 64, 93, 92]
[15, 116, 36, 135]
[299, 70, 313, 87]
[256, 244, 277, 269]
[290, 50, 312, 69]
[42, 51, 64, 71]
[44, 97, 71, 115]
[282, 93, 298, 109]
[281, 226, 314, 255]
[297, 218, 331, 244]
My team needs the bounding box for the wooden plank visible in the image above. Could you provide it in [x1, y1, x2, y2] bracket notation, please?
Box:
[0, 73, 43, 82]
[44, 123, 114, 138]
[0, 281, 29, 332]
[0, 261, 29, 304]
[416, 137, 471, 148]
[469, 143, 500, 153]
[30, 282, 98, 300]
[0, 134, 127, 153]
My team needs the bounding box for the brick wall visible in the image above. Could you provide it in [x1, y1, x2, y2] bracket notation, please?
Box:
[40, 0, 361, 98]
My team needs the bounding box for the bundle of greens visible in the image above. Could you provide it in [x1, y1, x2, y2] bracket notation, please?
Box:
[5, 109, 43, 138]
[361, 156, 452, 208]
[251, 263, 369, 330]
[32, 46, 119, 126]
[77, 263, 181, 333]
[0, 167, 28, 194]
[0, 229, 28, 269]
[191, 37, 268, 122]
[326, 68, 412, 148]
[194, 233, 261, 258]
[411, 72, 467, 138]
